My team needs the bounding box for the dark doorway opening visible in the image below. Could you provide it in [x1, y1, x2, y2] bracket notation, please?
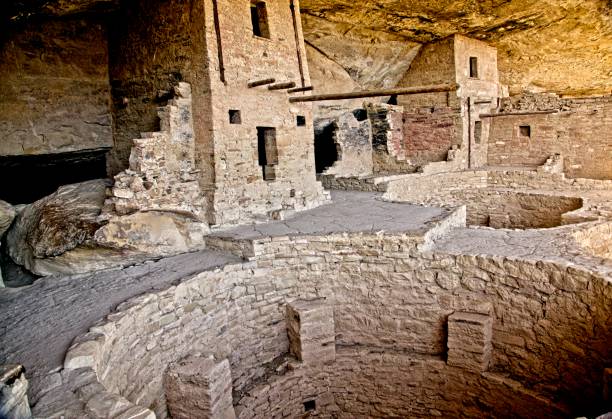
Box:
[250, 1, 270, 38]
[257, 127, 277, 181]
[314, 122, 338, 174]
[0, 149, 109, 204]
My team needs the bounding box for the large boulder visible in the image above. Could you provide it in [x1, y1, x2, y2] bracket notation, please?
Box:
[6, 180, 108, 275]
[0, 200, 16, 285]
[0, 200, 15, 238]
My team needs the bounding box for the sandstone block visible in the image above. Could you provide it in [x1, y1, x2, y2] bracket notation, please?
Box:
[287, 299, 335, 365]
[447, 311, 493, 371]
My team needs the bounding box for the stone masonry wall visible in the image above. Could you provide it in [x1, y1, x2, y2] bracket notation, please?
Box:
[0, 18, 112, 156]
[314, 106, 373, 177]
[51, 232, 612, 418]
[205, 0, 327, 225]
[402, 106, 462, 168]
[487, 94, 612, 179]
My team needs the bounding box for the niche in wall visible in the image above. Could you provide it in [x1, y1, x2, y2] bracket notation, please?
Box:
[470, 57, 479, 78]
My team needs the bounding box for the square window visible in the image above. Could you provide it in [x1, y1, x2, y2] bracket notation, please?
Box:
[469, 57, 478, 78]
[251, 2, 270, 38]
[519, 125, 531, 138]
[303, 400, 316, 412]
[296, 115, 306, 126]
[229, 110, 241, 124]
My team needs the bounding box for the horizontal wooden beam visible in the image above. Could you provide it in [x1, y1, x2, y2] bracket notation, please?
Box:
[288, 86, 314, 93]
[247, 78, 276, 88]
[268, 82, 297, 91]
[479, 110, 559, 118]
[288, 84, 458, 103]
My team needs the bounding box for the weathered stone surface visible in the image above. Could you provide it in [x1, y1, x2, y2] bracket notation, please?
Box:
[6, 179, 107, 274]
[300, 0, 612, 96]
[165, 356, 235, 419]
[287, 299, 336, 365]
[487, 94, 612, 180]
[0, 365, 31, 419]
[0, 18, 112, 157]
[0, 201, 15, 238]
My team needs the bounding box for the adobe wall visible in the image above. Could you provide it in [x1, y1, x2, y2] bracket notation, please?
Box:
[47, 232, 612, 418]
[487, 94, 612, 179]
[0, 18, 112, 156]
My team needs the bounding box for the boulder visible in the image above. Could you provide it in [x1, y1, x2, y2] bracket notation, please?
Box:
[0, 200, 16, 285]
[6, 180, 108, 274]
[0, 200, 15, 238]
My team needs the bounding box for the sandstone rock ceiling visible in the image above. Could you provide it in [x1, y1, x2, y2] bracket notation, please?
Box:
[300, 0, 612, 95]
[4, 0, 611, 95]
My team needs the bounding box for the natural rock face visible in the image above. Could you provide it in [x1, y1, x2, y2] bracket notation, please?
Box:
[0, 18, 112, 157]
[0, 201, 15, 238]
[6, 180, 107, 274]
[0, 200, 16, 285]
[0, 365, 31, 419]
[300, 0, 612, 95]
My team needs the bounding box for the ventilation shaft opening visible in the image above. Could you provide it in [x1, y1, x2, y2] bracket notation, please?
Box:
[314, 123, 338, 174]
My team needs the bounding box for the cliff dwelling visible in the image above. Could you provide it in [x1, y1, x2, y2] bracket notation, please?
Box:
[0, 1, 611, 418]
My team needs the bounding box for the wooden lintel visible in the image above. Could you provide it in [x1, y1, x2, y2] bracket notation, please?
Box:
[288, 84, 458, 103]
[479, 110, 560, 118]
[268, 82, 297, 91]
[288, 86, 314, 94]
[247, 78, 276, 88]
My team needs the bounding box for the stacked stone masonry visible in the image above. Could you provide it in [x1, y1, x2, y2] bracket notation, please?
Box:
[31, 226, 612, 419]
[487, 94, 612, 180]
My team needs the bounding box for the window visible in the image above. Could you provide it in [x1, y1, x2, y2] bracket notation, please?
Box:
[303, 400, 316, 412]
[474, 121, 482, 144]
[469, 56, 478, 78]
[296, 115, 306, 126]
[229, 110, 241, 124]
[250, 2, 270, 38]
[519, 125, 531, 138]
[257, 127, 277, 181]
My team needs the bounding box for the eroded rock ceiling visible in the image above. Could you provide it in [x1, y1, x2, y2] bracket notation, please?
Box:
[301, 0, 612, 95]
[4, 0, 611, 95]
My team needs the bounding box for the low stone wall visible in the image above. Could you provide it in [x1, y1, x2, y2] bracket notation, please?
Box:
[384, 169, 612, 228]
[572, 222, 612, 260]
[38, 231, 612, 418]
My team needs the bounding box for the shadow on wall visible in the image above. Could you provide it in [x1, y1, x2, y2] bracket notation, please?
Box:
[0, 149, 109, 204]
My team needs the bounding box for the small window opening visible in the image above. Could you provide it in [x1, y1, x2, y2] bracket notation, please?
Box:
[352, 108, 368, 122]
[304, 400, 316, 412]
[519, 125, 531, 138]
[229, 110, 241, 124]
[296, 115, 306, 126]
[469, 57, 478, 78]
[474, 120, 482, 144]
[250, 2, 270, 38]
[257, 127, 277, 181]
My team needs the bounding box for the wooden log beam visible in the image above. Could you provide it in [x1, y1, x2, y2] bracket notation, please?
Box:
[268, 82, 297, 90]
[247, 78, 276, 88]
[288, 86, 314, 93]
[479, 110, 559, 118]
[288, 84, 458, 103]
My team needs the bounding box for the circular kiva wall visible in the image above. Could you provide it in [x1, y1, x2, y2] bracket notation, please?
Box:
[61, 234, 612, 418]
